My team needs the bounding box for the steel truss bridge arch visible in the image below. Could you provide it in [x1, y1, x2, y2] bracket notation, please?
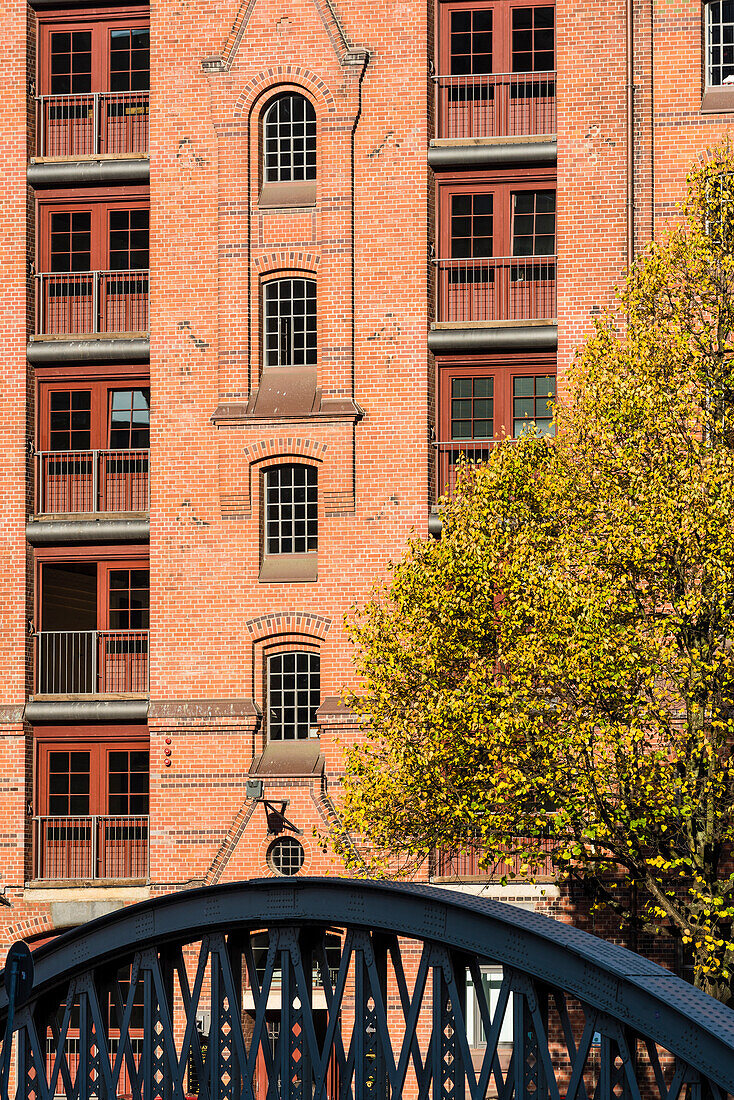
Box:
[1, 878, 733, 1100]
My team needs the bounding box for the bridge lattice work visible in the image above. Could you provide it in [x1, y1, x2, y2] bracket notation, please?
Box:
[0, 879, 733, 1100]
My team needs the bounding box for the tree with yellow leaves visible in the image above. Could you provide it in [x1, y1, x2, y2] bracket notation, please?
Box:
[336, 146, 734, 1003]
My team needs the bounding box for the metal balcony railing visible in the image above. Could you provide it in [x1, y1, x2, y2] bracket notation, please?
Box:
[35, 270, 149, 336]
[431, 835, 556, 882]
[34, 630, 149, 695]
[433, 255, 556, 323]
[433, 71, 556, 140]
[36, 449, 150, 514]
[34, 815, 149, 880]
[36, 92, 150, 157]
[434, 439, 505, 499]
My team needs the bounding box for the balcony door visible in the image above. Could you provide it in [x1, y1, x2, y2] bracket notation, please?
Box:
[436, 363, 555, 495]
[37, 741, 149, 880]
[37, 560, 149, 695]
[37, 198, 149, 336]
[437, 180, 556, 323]
[41, 20, 150, 95]
[437, 1, 555, 138]
[39, 16, 149, 155]
[38, 380, 150, 513]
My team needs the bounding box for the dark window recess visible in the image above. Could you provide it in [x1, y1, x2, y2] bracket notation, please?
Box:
[451, 193, 493, 258]
[451, 377, 494, 440]
[263, 93, 317, 182]
[267, 651, 320, 741]
[263, 278, 317, 367]
[109, 389, 150, 448]
[50, 212, 91, 273]
[49, 390, 92, 451]
[449, 8, 493, 74]
[265, 465, 318, 555]
[511, 7, 554, 72]
[50, 31, 92, 94]
[109, 210, 149, 270]
[512, 374, 556, 436]
[108, 750, 149, 815]
[48, 750, 90, 816]
[512, 190, 556, 255]
[109, 28, 150, 92]
[268, 836, 305, 876]
[108, 569, 150, 630]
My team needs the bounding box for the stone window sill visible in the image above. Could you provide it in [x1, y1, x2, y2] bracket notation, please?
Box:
[700, 86, 734, 112]
[259, 181, 316, 208]
[259, 553, 318, 583]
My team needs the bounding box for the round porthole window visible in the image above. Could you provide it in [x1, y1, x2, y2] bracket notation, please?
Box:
[268, 836, 305, 877]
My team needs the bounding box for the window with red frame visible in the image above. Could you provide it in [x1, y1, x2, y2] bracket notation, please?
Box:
[442, 180, 556, 258]
[36, 741, 149, 881]
[39, 379, 150, 451]
[440, 365, 556, 443]
[39, 743, 149, 818]
[437, 179, 556, 323]
[36, 559, 149, 694]
[39, 560, 148, 631]
[36, 380, 150, 515]
[39, 15, 149, 95]
[439, 0, 554, 74]
[40, 200, 149, 274]
[436, 365, 556, 496]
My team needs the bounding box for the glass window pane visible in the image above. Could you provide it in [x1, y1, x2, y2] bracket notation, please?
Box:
[268, 652, 320, 740]
[263, 93, 317, 182]
[264, 464, 318, 555]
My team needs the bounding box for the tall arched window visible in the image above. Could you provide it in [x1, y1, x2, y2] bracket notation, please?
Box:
[263, 277, 317, 367]
[263, 93, 316, 182]
[267, 651, 320, 740]
[264, 464, 318, 556]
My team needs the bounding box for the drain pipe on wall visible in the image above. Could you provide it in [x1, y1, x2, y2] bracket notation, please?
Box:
[626, 0, 635, 267]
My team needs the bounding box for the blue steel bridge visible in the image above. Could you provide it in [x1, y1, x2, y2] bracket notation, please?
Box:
[0, 879, 733, 1100]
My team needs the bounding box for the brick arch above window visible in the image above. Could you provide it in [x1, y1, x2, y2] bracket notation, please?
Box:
[245, 438, 327, 465]
[8, 914, 56, 943]
[218, 440, 327, 520]
[234, 69, 337, 120]
[254, 253, 320, 275]
[246, 615, 332, 643]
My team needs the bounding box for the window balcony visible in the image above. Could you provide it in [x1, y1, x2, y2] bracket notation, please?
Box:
[35, 270, 149, 337]
[36, 449, 149, 515]
[431, 836, 555, 882]
[434, 255, 556, 323]
[36, 92, 149, 158]
[34, 629, 149, 695]
[34, 814, 149, 881]
[433, 71, 556, 141]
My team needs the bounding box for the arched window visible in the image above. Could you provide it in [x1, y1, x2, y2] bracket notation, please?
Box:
[267, 651, 320, 740]
[263, 92, 316, 182]
[263, 277, 317, 367]
[264, 464, 318, 556]
[706, 0, 734, 85]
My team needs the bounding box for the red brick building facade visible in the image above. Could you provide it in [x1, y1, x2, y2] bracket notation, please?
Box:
[0, 0, 731, 983]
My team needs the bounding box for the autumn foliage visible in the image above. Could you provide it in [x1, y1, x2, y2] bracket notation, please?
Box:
[336, 146, 734, 1003]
